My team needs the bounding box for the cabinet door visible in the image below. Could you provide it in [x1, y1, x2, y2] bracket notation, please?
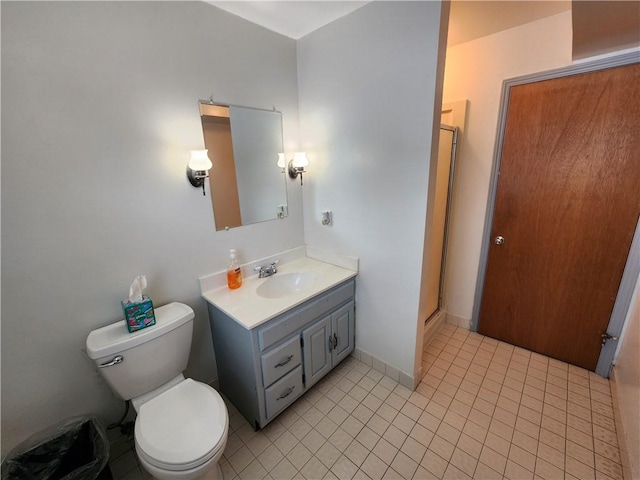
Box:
[302, 315, 332, 389]
[332, 302, 354, 365]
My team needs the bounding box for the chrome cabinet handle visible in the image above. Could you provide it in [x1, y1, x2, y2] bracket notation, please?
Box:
[98, 355, 123, 368]
[275, 355, 294, 368]
[495, 236, 505, 245]
[277, 386, 295, 400]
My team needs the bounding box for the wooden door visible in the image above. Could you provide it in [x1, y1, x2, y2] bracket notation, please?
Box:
[478, 63, 640, 371]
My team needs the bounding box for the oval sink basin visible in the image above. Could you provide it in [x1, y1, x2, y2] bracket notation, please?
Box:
[256, 272, 317, 299]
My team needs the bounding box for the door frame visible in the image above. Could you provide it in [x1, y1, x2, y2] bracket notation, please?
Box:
[471, 51, 640, 377]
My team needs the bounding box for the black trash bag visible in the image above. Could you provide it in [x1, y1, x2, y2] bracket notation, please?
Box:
[1, 416, 112, 480]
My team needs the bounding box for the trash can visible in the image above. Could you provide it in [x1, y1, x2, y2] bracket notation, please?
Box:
[1, 416, 112, 480]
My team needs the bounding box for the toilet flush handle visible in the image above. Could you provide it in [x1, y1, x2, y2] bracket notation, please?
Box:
[98, 355, 124, 368]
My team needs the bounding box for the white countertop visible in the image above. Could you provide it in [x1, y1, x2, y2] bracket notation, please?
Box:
[201, 255, 357, 330]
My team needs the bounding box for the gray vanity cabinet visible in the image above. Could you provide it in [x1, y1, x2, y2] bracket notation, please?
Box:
[206, 278, 355, 430]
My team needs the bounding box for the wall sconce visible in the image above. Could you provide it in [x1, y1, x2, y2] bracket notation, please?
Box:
[187, 149, 213, 196]
[288, 152, 309, 185]
[277, 153, 286, 173]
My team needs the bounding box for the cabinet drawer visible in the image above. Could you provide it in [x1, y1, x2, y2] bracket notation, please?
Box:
[265, 365, 303, 419]
[261, 336, 301, 387]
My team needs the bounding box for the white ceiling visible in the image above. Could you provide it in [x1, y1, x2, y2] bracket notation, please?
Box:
[208, 1, 370, 40]
[207, 1, 571, 44]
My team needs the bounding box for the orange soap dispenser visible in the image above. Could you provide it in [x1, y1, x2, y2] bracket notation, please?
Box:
[226, 249, 243, 290]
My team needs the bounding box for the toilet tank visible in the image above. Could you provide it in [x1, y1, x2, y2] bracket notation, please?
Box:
[86, 302, 195, 400]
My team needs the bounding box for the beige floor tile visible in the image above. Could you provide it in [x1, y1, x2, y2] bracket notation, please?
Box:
[372, 438, 398, 465]
[449, 447, 477, 477]
[461, 418, 486, 443]
[239, 460, 268, 480]
[329, 427, 354, 451]
[436, 421, 462, 445]
[394, 413, 416, 435]
[429, 435, 456, 462]
[316, 441, 341, 469]
[474, 461, 503, 480]
[534, 457, 564, 480]
[508, 444, 537, 472]
[538, 428, 565, 453]
[565, 456, 595, 480]
[300, 456, 329, 480]
[457, 433, 483, 459]
[594, 454, 623, 479]
[270, 458, 298, 480]
[567, 425, 594, 451]
[401, 436, 428, 464]
[535, 442, 564, 470]
[332, 455, 359, 480]
[360, 453, 388, 480]
[420, 449, 449, 478]
[484, 431, 510, 456]
[257, 444, 284, 472]
[511, 430, 538, 455]
[356, 426, 381, 451]
[442, 463, 471, 480]
[418, 410, 442, 433]
[288, 443, 313, 470]
[479, 445, 507, 475]
[593, 424, 618, 447]
[345, 440, 370, 467]
[489, 417, 515, 442]
[409, 423, 435, 448]
[390, 451, 418, 480]
[505, 459, 534, 480]
[566, 439, 595, 467]
[354, 468, 373, 480]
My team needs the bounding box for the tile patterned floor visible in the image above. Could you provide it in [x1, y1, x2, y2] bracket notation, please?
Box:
[109, 324, 624, 479]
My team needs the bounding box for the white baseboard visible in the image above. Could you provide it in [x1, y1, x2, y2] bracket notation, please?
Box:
[352, 348, 415, 390]
[424, 310, 446, 348]
[446, 313, 472, 330]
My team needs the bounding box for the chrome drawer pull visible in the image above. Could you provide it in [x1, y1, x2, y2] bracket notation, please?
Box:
[98, 355, 123, 368]
[275, 355, 294, 368]
[277, 386, 295, 400]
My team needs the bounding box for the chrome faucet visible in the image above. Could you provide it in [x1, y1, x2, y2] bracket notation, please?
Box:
[254, 260, 279, 278]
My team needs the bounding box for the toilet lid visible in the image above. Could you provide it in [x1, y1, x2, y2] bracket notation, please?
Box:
[135, 379, 228, 471]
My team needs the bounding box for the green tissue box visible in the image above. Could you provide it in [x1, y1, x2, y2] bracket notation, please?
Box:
[121, 295, 155, 333]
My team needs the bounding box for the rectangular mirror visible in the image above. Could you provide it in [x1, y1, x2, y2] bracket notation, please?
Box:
[200, 101, 288, 231]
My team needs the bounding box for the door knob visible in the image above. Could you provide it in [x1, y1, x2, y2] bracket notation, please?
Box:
[495, 236, 505, 245]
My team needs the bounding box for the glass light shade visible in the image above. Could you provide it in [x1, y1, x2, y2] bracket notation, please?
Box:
[188, 150, 212, 171]
[292, 152, 309, 168]
[277, 153, 286, 168]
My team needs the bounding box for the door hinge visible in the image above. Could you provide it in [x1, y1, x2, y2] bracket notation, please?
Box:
[601, 332, 619, 347]
[300, 337, 304, 348]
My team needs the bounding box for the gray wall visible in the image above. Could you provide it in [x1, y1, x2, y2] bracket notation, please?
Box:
[297, 1, 447, 376]
[1, 1, 303, 453]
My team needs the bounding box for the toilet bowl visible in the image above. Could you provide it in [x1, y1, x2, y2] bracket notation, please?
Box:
[86, 303, 229, 480]
[135, 378, 228, 479]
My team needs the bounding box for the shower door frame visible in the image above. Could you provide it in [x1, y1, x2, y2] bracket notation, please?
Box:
[435, 124, 459, 315]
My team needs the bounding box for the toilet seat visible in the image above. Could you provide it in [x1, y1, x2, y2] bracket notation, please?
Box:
[134, 378, 228, 472]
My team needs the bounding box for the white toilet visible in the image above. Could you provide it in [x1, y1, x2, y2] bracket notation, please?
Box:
[86, 302, 228, 480]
